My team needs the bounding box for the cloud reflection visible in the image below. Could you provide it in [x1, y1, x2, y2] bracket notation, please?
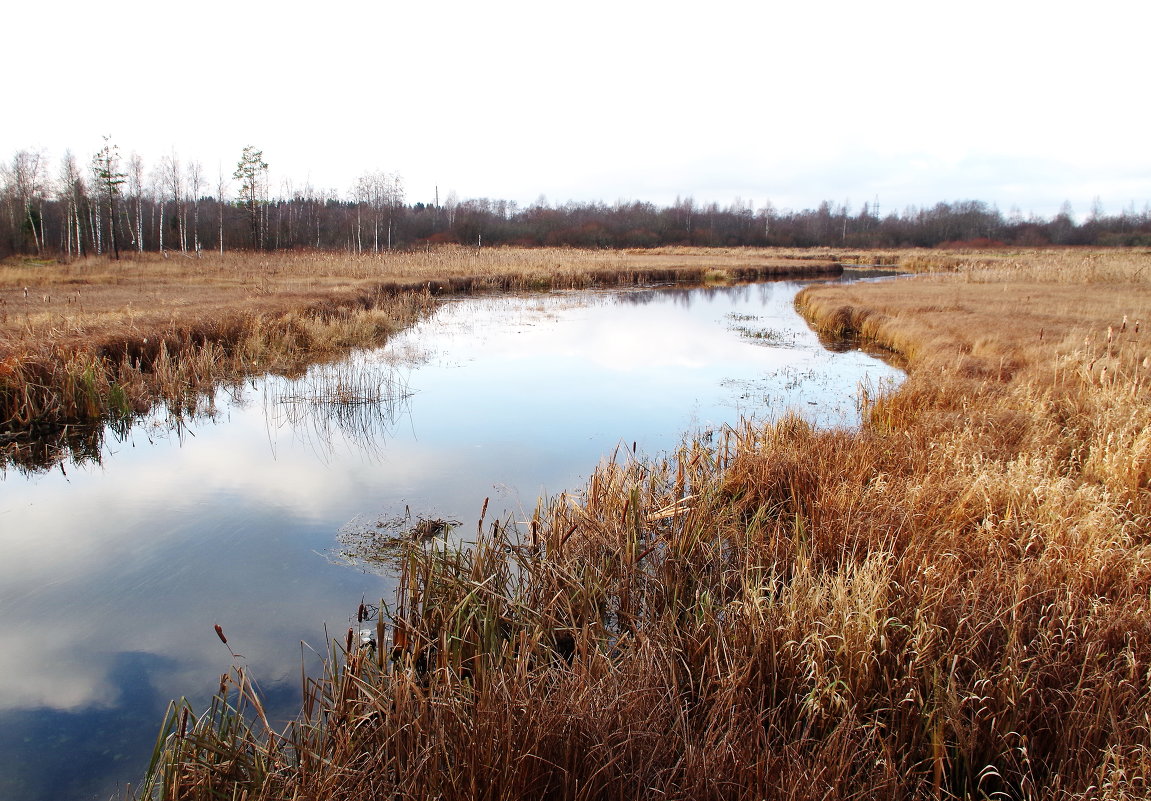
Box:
[0, 279, 903, 800]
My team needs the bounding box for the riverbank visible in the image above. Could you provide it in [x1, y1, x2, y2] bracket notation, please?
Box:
[0, 247, 840, 469]
[139, 248, 1151, 800]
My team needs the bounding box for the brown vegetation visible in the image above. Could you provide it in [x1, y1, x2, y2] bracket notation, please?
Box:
[0, 247, 838, 468]
[136, 248, 1151, 800]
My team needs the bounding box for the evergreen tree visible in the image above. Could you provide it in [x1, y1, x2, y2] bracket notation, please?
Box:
[233, 146, 268, 249]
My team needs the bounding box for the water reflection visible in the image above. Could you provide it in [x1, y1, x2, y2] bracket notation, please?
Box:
[263, 357, 415, 462]
[0, 278, 902, 801]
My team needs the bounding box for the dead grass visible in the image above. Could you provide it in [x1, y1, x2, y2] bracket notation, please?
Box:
[0, 247, 840, 469]
[0, 246, 838, 356]
[135, 248, 1151, 800]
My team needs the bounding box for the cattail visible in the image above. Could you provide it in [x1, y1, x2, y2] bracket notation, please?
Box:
[1107, 326, 1114, 344]
[214, 624, 228, 645]
[357, 603, 366, 623]
[345, 627, 354, 653]
[1122, 314, 1128, 332]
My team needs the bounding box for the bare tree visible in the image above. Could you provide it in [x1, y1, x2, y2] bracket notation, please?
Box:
[215, 165, 229, 255]
[149, 164, 166, 255]
[5, 149, 47, 254]
[349, 170, 404, 253]
[57, 150, 87, 259]
[126, 153, 146, 252]
[352, 175, 369, 253]
[159, 151, 186, 255]
[444, 189, 459, 230]
[187, 160, 205, 255]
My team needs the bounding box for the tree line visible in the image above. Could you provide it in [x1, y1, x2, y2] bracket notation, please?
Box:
[3, 143, 1150, 260]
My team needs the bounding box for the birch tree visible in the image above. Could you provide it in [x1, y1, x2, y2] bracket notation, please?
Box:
[149, 165, 166, 254]
[5, 149, 47, 254]
[215, 165, 229, 254]
[127, 153, 146, 252]
[160, 152, 186, 254]
[354, 176, 372, 253]
[57, 150, 87, 259]
[188, 160, 205, 255]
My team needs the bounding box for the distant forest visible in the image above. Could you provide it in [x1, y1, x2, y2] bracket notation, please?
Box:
[4, 144, 1150, 259]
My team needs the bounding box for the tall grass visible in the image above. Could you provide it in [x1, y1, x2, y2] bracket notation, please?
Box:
[136, 250, 1151, 800]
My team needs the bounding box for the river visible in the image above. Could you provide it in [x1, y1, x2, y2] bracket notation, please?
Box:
[0, 276, 902, 800]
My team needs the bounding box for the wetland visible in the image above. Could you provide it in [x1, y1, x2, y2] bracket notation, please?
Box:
[0, 274, 901, 801]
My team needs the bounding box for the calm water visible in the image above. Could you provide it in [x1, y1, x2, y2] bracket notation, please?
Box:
[0, 278, 902, 800]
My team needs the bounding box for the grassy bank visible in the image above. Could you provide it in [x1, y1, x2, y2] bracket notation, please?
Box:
[136, 249, 1151, 800]
[0, 247, 839, 469]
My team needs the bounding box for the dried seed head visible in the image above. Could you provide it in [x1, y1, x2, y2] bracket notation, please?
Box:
[214, 624, 228, 645]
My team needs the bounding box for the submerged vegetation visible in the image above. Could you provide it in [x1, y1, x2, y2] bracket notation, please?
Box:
[129, 248, 1151, 800]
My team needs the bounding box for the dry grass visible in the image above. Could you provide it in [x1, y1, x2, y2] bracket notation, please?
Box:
[0, 247, 840, 470]
[798, 249, 1151, 497]
[0, 246, 838, 356]
[135, 248, 1151, 800]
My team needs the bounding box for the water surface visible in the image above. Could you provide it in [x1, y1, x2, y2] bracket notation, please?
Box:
[0, 278, 902, 800]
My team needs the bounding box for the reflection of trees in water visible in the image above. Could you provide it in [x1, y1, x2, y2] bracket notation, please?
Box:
[610, 281, 809, 309]
[263, 360, 413, 460]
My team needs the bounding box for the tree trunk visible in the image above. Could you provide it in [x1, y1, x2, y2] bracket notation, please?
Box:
[108, 191, 120, 260]
[25, 205, 42, 255]
[135, 195, 144, 252]
[193, 199, 201, 255]
[91, 200, 102, 255]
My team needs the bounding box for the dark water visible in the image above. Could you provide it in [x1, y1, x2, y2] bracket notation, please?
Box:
[0, 279, 902, 800]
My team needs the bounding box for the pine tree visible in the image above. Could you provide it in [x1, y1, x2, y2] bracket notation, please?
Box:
[92, 136, 126, 260]
[233, 146, 268, 249]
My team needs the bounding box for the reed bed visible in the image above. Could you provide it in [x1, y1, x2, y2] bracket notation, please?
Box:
[137, 249, 1151, 800]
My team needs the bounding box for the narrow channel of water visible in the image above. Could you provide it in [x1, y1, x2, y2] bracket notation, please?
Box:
[0, 277, 902, 801]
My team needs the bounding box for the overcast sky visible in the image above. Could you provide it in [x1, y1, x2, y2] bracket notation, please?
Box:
[5, 0, 1148, 219]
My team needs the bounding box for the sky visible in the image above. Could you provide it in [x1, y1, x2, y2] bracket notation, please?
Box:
[5, 0, 1149, 219]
